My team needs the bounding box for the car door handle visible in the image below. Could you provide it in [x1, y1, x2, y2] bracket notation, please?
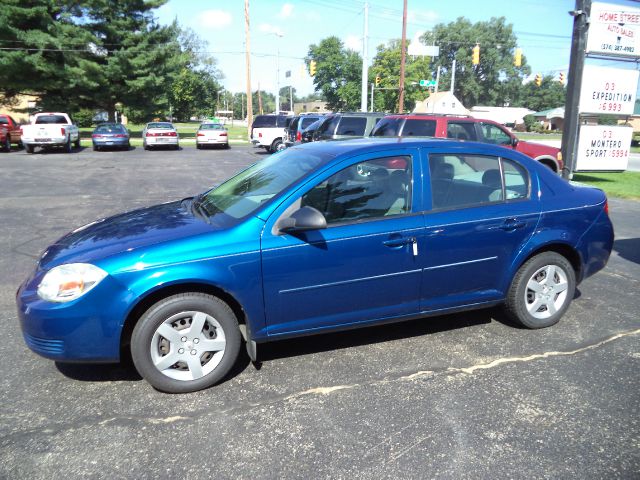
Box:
[383, 237, 415, 248]
[499, 219, 526, 231]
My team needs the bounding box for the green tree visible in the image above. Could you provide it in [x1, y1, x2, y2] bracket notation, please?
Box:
[370, 39, 433, 112]
[279, 86, 298, 112]
[518, 75, 566, 112]
[425, 17, 531, 108]
[306, 37, 362, 111]
[0, 1, 94, 102]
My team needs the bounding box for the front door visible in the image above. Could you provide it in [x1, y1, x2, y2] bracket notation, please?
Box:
[261, 150, 424, 337]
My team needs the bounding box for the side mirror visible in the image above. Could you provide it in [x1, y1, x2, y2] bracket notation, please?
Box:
[511, 137, 519, 148]
[277, 206, 327, 233]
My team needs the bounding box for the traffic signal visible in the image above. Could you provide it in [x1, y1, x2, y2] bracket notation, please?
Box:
[375, 75, 381, 86]
[309, 60, 317, 76]
[535, 73, 542, 86]
[514, 48, 522, 67]
[559, 72, 565, 85]
[472, 44, 480, 65]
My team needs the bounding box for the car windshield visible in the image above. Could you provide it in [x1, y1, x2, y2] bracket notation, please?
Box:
[198, 149, 329, 219]
[200, 124, 224, 130]
[147, 122, 173, 129]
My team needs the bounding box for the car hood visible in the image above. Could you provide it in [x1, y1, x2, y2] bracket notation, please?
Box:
[38, 200, 224, 270]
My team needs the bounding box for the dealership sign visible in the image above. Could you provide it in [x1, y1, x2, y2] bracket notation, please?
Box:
[587, 2, 640, 57]
[578, 65, 639, 115]
[575, 125, 632, 171]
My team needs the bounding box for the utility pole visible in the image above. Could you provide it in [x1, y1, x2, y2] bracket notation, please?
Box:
[561, 0, 590, 180]
[360, 2, 369, 112]
[435, 66, 441, 93]
[398, 0, 407, 113]
[245, 0, 253, 137]
[275, 33, 283, 114]
[258, 83, 263, 114]
[289, 85, 293, 114]
[370, 83, 374, 112]
[450, 59, 456, 92]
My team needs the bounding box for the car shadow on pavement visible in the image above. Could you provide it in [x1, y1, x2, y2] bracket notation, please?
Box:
[614, 238, 640, 264]
[55, 361, 143, 382]
[257, 309, 497, 362]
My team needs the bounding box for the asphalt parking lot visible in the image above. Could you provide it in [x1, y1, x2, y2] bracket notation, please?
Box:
[1, 144, 639, 479]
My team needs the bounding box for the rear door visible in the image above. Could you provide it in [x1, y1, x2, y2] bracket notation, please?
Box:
[445, 121, 479, 141]
[420, 148, 541, 311]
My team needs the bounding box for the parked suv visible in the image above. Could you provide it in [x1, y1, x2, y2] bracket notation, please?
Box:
[371, 114, 564, 173]
[250, 114, 292, 153]
[313, 112, 385, 141]
[284, 114, 323, 147]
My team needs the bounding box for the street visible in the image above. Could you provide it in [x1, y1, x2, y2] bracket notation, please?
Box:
[0, 145, 639, 479]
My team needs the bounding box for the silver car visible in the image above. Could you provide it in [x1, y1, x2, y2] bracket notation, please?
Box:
[196, 123, 229, 149]
[142, 122, 179, 150]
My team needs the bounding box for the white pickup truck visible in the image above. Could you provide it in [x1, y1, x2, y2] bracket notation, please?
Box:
[21, 112, 81, 153]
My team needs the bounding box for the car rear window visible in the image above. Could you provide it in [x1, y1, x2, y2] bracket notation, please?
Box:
[148, 122, 173, 129]
[402, 119, 436, 137]
[288, 117, 300, 131]
[35, 115, 68, 124]
[277, 116, 292, 128]
[300, 117, 319, 129]
[252, 116, 277, 128]
[371, 117, 403, 136]
[336, 117, 367, 136]
[200, 124, 224, 130]
[0, 118, 8, 125]
[95, 125, 126, 133]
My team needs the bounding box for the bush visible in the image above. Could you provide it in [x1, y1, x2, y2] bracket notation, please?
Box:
[73, 109, 96, 128]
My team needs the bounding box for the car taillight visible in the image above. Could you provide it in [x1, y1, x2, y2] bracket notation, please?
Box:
[259, 132, 262, 138]
[146, 132, 153, 137]
[92, 134, 102, 138]
[20, 127, 23, 135]
[219, 132, 227, 136]
[114, 134, 126, 138]
[197, 132, 205, 136]
[163, 131, 177, 137]
[604, 199, 609, 216]
[296, 131, 301, 141]
[61, 127, 66, 136]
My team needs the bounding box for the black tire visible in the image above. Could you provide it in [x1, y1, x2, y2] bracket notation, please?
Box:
[131, 293, 241, 393]
[93, 145, 99, 151]
[196, 143, 202, 150]
[26, 144, 34, 154]
[17, 141, 23, 149]
[143, 143, 150, 151]
[503, 252, 576, 329]
[271, 138, 283, 153]
[74, 136, 81, 149]
[64, 136, 72, 153]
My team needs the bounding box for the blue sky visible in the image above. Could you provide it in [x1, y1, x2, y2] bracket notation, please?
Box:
[156, 0, 637, 97]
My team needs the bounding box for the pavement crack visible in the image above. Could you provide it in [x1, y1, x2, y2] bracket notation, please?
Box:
[445, 327, 640, 377]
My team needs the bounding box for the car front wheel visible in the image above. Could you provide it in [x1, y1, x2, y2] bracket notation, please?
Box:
[131, 293, 241, 393]
[504, 252, 576, 329]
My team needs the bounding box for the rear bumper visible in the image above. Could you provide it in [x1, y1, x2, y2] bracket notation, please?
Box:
[22, 136, 67, 147]
[145, 137, 178, 146]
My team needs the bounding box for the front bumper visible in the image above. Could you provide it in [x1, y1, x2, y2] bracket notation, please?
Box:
[17, 271, 133, 362]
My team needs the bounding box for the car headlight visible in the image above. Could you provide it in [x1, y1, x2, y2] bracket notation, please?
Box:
[37, 263, 107, 303]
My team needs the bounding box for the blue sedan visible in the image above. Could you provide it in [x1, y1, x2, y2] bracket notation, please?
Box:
[17, 138, 614, 393]
[91, 123, 130, 151]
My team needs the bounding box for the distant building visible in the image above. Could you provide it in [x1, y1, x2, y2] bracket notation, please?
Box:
[470, 106, 535, 126]
[0, 94, 39, 123]
[413, 91, 470, 116]
[294, 101, 330, 114]
[532, 107, 565, 131]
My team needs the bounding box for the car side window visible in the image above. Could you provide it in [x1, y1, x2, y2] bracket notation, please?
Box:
[402, 119, 436, 136]
[446, 122, 477, 141]
[502, 158, 529, 200]
[480, 123, 512, 146]
[301, 156, 412, 224]
[336, 117, 367, 136]
[318, 116, 340, 136]
[429, 154, 508, 209]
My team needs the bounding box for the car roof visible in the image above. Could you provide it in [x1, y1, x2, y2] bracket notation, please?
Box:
[382, 114, 477, 121]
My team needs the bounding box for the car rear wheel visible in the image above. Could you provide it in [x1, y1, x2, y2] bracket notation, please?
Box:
[26, 144, 34, 154]
[504, 252, 575, 329]
[131, 293, 241, 393]
[74, 136, 81, 149]
[65, 137, 72, 153]
[271, 139, 284, 152]
[3, 136, 10, 152]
